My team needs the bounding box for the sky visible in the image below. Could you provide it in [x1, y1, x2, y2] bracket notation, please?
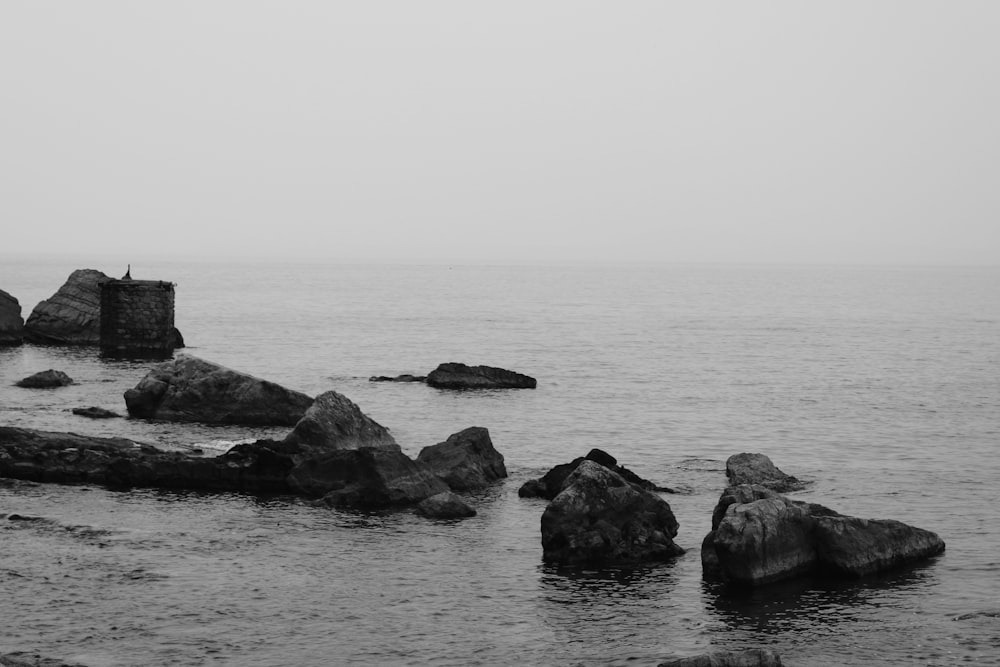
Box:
[2, 2, 999, 265]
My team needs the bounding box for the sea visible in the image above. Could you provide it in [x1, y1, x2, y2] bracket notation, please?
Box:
[0, 257, 998, 666]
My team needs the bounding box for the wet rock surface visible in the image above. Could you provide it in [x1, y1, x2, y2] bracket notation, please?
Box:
[725, 452, 807, 492]
[519, 448, 668, 499]
[417, 426, 506, 491]
[16, 370, 74, 388]
[282, 390, 399, 453]
[415, 491, 477, 519]
[426, 362, 536, 389]
[24, 269, 110, 345]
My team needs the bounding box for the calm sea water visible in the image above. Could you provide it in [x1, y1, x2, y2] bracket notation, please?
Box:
[1, 257, 998, 666]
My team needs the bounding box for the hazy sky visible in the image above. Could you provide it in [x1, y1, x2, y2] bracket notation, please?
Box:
[2, 2, 998, 264]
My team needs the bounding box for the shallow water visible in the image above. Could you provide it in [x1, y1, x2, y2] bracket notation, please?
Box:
[1, 259, 998, 665]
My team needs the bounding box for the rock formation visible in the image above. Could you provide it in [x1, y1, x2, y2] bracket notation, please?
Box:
[0, 289, 24, 345]
[124, 354, 313, 426]
[283, 390, 399, 453]
[426, 362, 536, 389]
[15, 370, 74, 388]
[541, 461, 684, 566]
[725, 452, 807, 492]
[417, 426, 507, 491]
[658, 649, 784, 667]
[25, 269, 110, 345]
[519, 448, 667, 499]
[415, 491, 477, 519]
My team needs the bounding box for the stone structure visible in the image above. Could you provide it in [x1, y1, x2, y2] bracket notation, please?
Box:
[100, 279, 178, 357]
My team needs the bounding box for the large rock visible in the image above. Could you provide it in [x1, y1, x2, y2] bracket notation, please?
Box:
[283, 390, 399, 454]
[726, 453, 807, 492]
[0, 289, 24, 345]
[416, 426, 506, 491]
[15, 370, 74, 388]
[124, 354, 313, 426]
[426, 362, 536, 389]
[702, 484, 945, 586]
[540, 461, 684, 566]
[296, 448, 448, 508]
[415, 491, 477, 519]
[519, 448, 667, 499]
[658, 649, 783, 667]
[25, 269, 110, 345]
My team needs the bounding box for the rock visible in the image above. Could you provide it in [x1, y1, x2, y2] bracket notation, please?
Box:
[124, 354, 313, 426]
[519, 448, 666, 499]
[426, 362, 536, 389]
[15, 370, 73, 388]
[954, 609, 1000, 621]
[415, 491, 477, 519]
[369, 374, 426, 383]
[283, 390, 399, 454]
[0, 289, 25, 345]
[658, 649, 784, 667]
[25, 269, 110, 345]
[72, 407, 121, 419]
[416, 426, 507, 491]
[297, 448, 448, 508]
[725, 453, 807, 492]
[702, 485, 945, 586]
[0, 652, 89, 667]
[540, 460, 684, 566]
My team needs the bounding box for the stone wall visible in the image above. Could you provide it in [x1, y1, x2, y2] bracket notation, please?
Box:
[99, 280, 176, 357]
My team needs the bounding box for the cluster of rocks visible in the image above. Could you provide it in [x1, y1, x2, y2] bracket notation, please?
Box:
[370, 362, 537, 389]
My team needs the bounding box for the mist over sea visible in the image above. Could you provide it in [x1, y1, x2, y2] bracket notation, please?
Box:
[1, 257, 998, 666]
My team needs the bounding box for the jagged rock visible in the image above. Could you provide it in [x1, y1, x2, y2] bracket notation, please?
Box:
[283, 390, 399, 454]
[0, 289, 24, 345]
[541, 461, 684, 566]
[416, 491, 477, 519]
[71, 407, 121, 419]
[426, 362, 536, 389]
[298, 448, 448, 507]
[519, 448, 667, 499]
[416, 426, 506, 491]
[16, 370, 73, 388]
[658, 649, 784, 667]
[25, 269, 110, 345]
[369, 374, 426, 383]
[124, 354, 313, 426]
[702, 484, 945, 586]
[725, 453, 807, 492]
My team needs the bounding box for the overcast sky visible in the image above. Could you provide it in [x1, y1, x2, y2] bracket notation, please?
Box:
[2, 2, 998, 264]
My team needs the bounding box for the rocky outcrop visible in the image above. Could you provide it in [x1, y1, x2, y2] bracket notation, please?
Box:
[702, 483, 945, 586]
[283, 390, 399, 454]
[369, 374, 426, 383]
[416, 491, 477, 519]
[426, 362, 536, 389]
[519, 448, 668, 499]
[25, 269, 110, 345]
[416, 426, 506, 491]
[725, 452, 807, 492]
[124, 354, 313, 426]
[0, 289, 24, 345]
[541, 461, 684, 566]
[658, 649, 783, 667]
[297, 447, 448, 507]
[15, 370, 74, 388]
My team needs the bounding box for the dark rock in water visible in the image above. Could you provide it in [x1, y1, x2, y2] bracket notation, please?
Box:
[726, 452, 807, 492]
[954, 609, 1000, 621]
[658, 649, 784, 667]
[416, 426, 506, 491]
[298, 448, 448, 508]
[25, 269, 110, 345]
[426, 362, 536, 389]
[283, 390, 399, 454]
[541, 461, 684, 566]
[519, 448, 666, 499]
[701, 484, 945, 586]
[369, 374, 426, 383]
[0, 289, 25, 346]
[124, 354, 313, 426]
[0, 651, 89, 667]
[72, 406, 121, 419]
[416, 491, 477, 519]
[16, 370, 73, 388]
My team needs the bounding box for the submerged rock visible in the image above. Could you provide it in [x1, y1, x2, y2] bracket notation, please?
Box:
[417, 426, 506, 491]
[541, 461, 683, 566]
[25, 269, 110, 345]
[426, 362, 536, 389]
[416, 491, 477, 519]
[0, 289, 24, 346]
[16, 370, 74, 388]
[369, 374, 426, 383]
[658, 649, 784, 667]
[519, 448, 667, 499]
[72, 406, 121, 419]
[124, 354, 313, 426]
[725, 452, 807, 492]
[283, 390, 399, 454]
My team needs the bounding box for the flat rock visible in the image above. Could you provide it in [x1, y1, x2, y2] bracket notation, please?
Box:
[541, 460, 684, 566]
[416, 426, 506, 491]
[283, 390, 399, 454]
[658, 649, 784, 667]
[726, 452, 807, 492]
[16, 370, 74, 388]
[0, 289, 24, 345]
[519, 448, 667, 499]
[426, 362, 536, 389]
[415, 491, 477, 519]
[25, 269, 110, 345]
[72, 406, 121, 419]
[124, 354, 313, 426]
[369, 374, 426, 383]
